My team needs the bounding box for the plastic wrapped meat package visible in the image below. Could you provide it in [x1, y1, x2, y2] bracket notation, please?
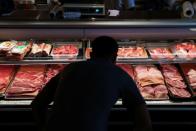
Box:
[172, 42, 196, 59]
[6, 41, 32, 60]
[147, 47, 175, 59]
[0, 41, 17, 56]
[117, 46, 148, 59]
[28, 42, 52, 57]
[51, 42, 80, 59]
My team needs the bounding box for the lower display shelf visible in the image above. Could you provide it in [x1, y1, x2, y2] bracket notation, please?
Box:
[0, 58, 195, 65]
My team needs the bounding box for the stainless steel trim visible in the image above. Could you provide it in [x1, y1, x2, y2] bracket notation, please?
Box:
[0, 59, 85, 65]
[0, 59, 195, 65]
[0, 100, 196, 106]
[1, 20, 196, 28]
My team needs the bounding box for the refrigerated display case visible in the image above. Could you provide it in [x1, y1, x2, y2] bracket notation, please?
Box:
[0, 20, 196, 131]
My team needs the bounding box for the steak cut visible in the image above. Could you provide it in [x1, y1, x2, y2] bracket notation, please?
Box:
[134, 65, 168, 99]
[6, 65, 45, 97]
[0, 65, 15, 93]
[161, 64, 191, 98]
[169, 87, 191, 98]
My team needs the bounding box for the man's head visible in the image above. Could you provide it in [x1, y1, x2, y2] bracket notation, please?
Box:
[90, 36, 118, 63]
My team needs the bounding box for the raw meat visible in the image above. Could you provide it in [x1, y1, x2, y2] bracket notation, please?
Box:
[29, 43, 45, 57]
[187, 69, 196, 84]
[139, 86, 154, 98]
[0, 41, 16, 55]
[134, 65, 168, 99]
[135, 65, 164, 86]
[42, 44, 52, 57]
[154, 85, 168, 98]
[180, 64, 196, 90]
[29, 43, 52, 57]
[117, 46, 148, 58]
[165, 78, 186, 89]
[6, 41, 32, 60]
[148, 47, 174, 59]
[52, 45, 78, 55]
[173, 42, 196, 58]
[138, 84, 168, 99]
[161, 64, 191, 98]
[6, 65, 45, 97]
[10, 41, 32, 55]
[169, 87, 191, 98]
[0, 65, 15, 93]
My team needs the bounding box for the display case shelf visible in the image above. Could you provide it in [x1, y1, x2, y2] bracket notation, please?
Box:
[0, 59, 85, 65]
[117, 58, 196, 64]
[0, 58, 195, 65]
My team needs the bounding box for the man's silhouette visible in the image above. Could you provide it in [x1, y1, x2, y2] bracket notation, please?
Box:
[31, 36, 152, 131]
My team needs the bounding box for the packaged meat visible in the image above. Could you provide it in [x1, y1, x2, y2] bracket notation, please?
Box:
[10, 41, 31, 54]
[42, 44, 52, 57]
[29, 42, 52, 57]
[117, 46, 148, 59]
[51, 43, 79, 59]
[179, 64, 196, 93]
[148, 47, 175, 59]
[134, 65, 165, 86]
[6, 41, 32, 60]
[5, 65, 45, 99]
[0, 41, 17, 56]
[138, 84, 168, 100]
[172, 42, 196, 59]
[134, 65, 168, 100]
[29, 43, 45, 57]
[160, 64, 192, 100]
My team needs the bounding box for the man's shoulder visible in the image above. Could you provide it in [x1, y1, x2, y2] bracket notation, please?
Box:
[114, 65, 135, 82]
[66, 61, 89, 69]
[114, 65, 129, 75]
[69, 61, 87, 65]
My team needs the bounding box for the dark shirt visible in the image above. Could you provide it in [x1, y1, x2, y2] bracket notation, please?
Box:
[31, 59, 145, 131]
